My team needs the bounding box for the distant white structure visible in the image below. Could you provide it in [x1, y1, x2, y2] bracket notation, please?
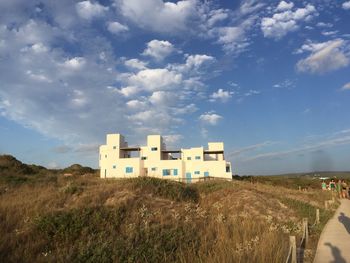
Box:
[99, 134, 232, 182]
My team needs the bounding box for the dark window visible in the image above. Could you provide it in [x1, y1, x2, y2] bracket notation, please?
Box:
[151, 147, 158, 151]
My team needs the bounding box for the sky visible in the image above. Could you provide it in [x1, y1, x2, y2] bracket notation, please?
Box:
[0, 0, 350, 175]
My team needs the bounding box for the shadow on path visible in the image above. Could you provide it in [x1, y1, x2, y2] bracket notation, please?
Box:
[324, 242, 346, 263]
[338, 212, 350, 234]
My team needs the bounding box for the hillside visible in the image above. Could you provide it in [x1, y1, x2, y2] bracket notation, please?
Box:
[0, 155, 97, 185]
[0, 158, 338, 263]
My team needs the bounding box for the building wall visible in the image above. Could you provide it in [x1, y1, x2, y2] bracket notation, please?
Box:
[99, 133, 232, 182]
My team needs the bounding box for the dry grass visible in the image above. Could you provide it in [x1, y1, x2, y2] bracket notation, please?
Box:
[0, 174, 336, 263]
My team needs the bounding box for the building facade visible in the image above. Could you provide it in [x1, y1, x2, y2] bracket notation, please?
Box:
[99, 134, 232, 182]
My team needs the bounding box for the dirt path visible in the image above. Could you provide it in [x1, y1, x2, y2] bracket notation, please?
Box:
[313, 199, 350, 263]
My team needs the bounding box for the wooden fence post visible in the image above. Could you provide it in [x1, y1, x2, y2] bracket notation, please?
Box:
[316, 209, 320, 224]
[303, 218, 309, 245]
[290, 236, 297, 263]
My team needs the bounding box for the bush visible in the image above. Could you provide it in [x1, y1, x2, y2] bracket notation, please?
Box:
[130, 177, 199, 202]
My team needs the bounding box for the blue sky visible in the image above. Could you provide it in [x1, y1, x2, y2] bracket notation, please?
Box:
[0, 0, 350, 174]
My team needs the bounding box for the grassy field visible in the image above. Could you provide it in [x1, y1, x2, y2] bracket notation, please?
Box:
[0, 155, 340, 262]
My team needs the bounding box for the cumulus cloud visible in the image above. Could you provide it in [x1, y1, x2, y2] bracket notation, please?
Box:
[209, 89, 234, 102]
[142, 40, 175, 61]
[76, 1, 108, 20]
[296, 39, 349, 74]
[63, 57, 86, 70]
[126, 99, 147, 109]
[116, 0, 197, 33]
[261, 3, 317, 39]
[341, 82, 350, 91]
[343, 1, 350, 10]
[149, 91, 177, 106]
[199, 112, 222, 125]
[0, 20, 127, 143]
[107, 21, 128, 34]
[124, 59, 148, 70]
[276, 1, 294, 12]
[129, 68, 182, 91]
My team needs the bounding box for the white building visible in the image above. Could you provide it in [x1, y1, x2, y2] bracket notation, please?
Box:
[99, 134, 232, 182]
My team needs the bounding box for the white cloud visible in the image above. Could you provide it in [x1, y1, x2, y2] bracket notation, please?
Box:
[117, 86, 140, 97]
[199, 112, 222, 125]
[107, 21, 128, 34]
[261, 4, 317, 39]
[142, 40, 175, 61]
[244, 89, 261, 96]
[63, 57, 86, 70]
[26, 70, 52, 83]
[171, 54, 215, 73]
[76, 1, 108, 20]
[163, 134, 183, 145]
[341, 82, 350, 91]
[149, 91, 177, 106]
[185, 54, 214, 69]
[239, 0, 265, 15]
[124, 58, 147, 70]
[117, 0, 197, 33]
[273, 79, 295, 89]
[172, 103, 198, 115]
[316, 22, 333, 28]
[126, 99, 147, 109]
[276, 1, 294, 12]
[228, 141, 275, 157]
[296, 39, 349, 74]
[29, 43, 48, 53]
[207, 9, 229, 27]
[129, 68, 182, 91]
[244, 133, 350, 162]
[216, 24, 250, 54]
[342, 1, 350, 10]
[321, 30, 338, 36]
[209, 89, 233, 102]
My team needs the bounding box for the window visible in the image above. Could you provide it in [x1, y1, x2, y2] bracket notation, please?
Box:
[113, 165, 116, 169]
[173, 169, 178, 176]
[105, 154, 107, 158]
[151, 167, 157, 171]
[194, 171, 200, 175]
[125, 167, 133, 173]
[113, 146, 117, 149]
[226, 166, 230, 172]
[204, 172, 209, 177]
[162, 169, 171, 176]
[141, 156, 147, 160]
[195, 156, 201, 160]
[187, 157, 191, 160]
[151, 147, 158, 151]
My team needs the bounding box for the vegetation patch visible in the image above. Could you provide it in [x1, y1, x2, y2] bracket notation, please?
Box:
[194, 180, 233, 194]
[129, 177, 199, 202]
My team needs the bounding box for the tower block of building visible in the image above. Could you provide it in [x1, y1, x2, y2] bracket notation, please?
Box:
[99, 134, 232, 182]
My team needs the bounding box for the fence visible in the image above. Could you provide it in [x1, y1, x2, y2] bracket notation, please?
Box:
[285, 196, 336, 263]
[285, 208, 320, 263]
